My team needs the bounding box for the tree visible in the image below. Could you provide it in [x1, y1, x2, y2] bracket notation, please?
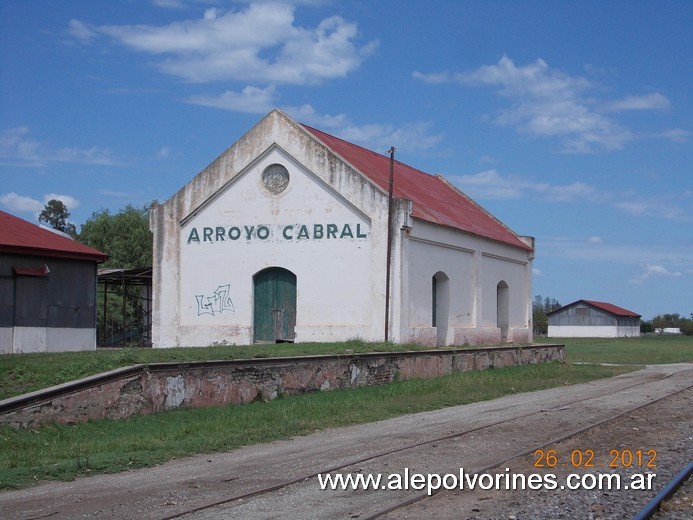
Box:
[533, 295, 561, 335]
[78, 203, 153, 268]
[78, 203, 155, 347]
[640, 320, 654, 334]
[39, 199, 77, 237]
[681, 319, 693, 336]
[650, 313, 693, 335]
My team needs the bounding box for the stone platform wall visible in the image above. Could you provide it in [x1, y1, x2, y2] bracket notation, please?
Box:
[0, 345, 564, 428]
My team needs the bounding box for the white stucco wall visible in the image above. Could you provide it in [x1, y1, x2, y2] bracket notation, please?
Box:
[151, 110, 534, 348]
[0, 328, 12, 354]
[548, 325, 640, 338]
[177, 147, 376, 345]
[402, 220, 533, 346]
[151, 112, 394, 347]
[9, 327, 96, 353]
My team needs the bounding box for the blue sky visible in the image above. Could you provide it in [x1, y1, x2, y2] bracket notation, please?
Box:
[1, 0, 691, 320]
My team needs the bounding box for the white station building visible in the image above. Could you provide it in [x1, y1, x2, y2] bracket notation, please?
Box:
[150, 110, 534, 348]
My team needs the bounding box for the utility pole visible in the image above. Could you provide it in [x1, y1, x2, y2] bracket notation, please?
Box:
[385, 146, 396, 342]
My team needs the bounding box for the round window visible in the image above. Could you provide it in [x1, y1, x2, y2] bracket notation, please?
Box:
[261, 164, 290, 195]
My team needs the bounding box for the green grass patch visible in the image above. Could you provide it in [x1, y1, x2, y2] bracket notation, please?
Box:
[0, 341, 432, 401]
[0, 361, 633, 491]
[535, 335, 693, 364]
[2, 336, 689, 401]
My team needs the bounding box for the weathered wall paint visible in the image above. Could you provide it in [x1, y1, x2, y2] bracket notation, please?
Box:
[0, 345, 565, 428]
[151, 113, 391, 347]
[185, 222, 368, 244]
[0, 254, 98, 354]
[150, 110, 534, 348]
[547, 303, 640, 338]
[548, 325, 640, 338]
[403, 220, 533, 346]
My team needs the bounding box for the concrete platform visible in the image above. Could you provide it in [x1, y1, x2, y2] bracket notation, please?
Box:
[1, 363, 691, 519]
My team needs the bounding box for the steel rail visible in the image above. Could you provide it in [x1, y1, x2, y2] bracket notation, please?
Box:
[160, 368, 692, 520]
[632, 460, 693, 520]
[364, 380, 692, 519]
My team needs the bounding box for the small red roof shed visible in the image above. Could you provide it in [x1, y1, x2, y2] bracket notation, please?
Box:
[0, 211, 108, 262]
[547, 299, 641, 318]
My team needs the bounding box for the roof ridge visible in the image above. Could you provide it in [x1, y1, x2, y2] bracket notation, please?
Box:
[299, 120, 532, 251]
[434, 173, 528, 246]
[299, 122, 427, 179]
[548, 299, 640, 317]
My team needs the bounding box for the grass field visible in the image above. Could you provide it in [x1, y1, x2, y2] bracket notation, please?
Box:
[535, 334, 693, 365]
[1, 336, 690, 401]
[0, 340, 432, 401]
[0, 361, 632, 490]
[0, 335, 690, 490]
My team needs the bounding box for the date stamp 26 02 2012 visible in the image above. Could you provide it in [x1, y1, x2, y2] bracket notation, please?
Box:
[533, 448, 657, 469]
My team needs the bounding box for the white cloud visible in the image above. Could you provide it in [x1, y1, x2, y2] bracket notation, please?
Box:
[1, 192, 80, 215]
[283, 104, 350, 130]
[279, 104, 443, 154]
[191, 93, 442, 154]
[654, 128, 691, 143]
[532, 267, 543, 277]
[606, 93, 671, 111]
[188, 85, 277, 113]
[151, 0, 188, 9]
[414, 55, 678, 153]
[449, 169, 691, 223]
[337, 121, 442, 154]
[412, 71, 451, 84]
[587, 236, 603, 244]
[0, 127, 117, 166]
[450, 170, 524, 200]
[68, 2, 446, 155]
[44, 193, 80, 211]
[75, 2, 377, 85]
[540, 236, 693, 270]
[67, 19, 96, 42]
[451, 169, 600, 202]
[96, 189, 133, 198]
[454, 56, 592, 98]
[0, 127, 40, 161]
[0, 193, 44, 214]
[614, 198, 692, 223]
[630, 263, 683, 284]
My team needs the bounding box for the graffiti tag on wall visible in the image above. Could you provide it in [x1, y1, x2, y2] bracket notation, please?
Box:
[196, 284, 235, 316]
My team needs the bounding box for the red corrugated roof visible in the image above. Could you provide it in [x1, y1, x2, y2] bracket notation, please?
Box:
[582, 300, 641, 317]
[548, 299, 641, 317]
[302, 125, 532, 251]
[0, 211, 108, 262]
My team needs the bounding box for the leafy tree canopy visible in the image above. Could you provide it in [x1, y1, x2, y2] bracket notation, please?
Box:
[647, 313, 693, 335]
[39, 199, 77, 238]
[78, 204, 154, 268]
[532, 295, 562, 335]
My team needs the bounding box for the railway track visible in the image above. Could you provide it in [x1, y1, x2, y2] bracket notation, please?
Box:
[4, 364, 690, 520]
[633, 461, 692, 520]
[158, 366, 692, 520]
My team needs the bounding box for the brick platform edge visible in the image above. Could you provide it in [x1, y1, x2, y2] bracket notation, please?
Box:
[0, 345, 565, 428]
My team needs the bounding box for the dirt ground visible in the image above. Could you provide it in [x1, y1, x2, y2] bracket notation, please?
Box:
[1, 363, 691, 520]
[381, 384, 692, 520]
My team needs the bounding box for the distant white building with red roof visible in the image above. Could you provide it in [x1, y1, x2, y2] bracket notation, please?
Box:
[547, 299, 641, 338]
[0, 211, 108, 353]
[150, 110, 534, 347]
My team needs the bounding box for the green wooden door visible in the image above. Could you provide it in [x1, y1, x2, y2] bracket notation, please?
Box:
[253, 268, 296, 343]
